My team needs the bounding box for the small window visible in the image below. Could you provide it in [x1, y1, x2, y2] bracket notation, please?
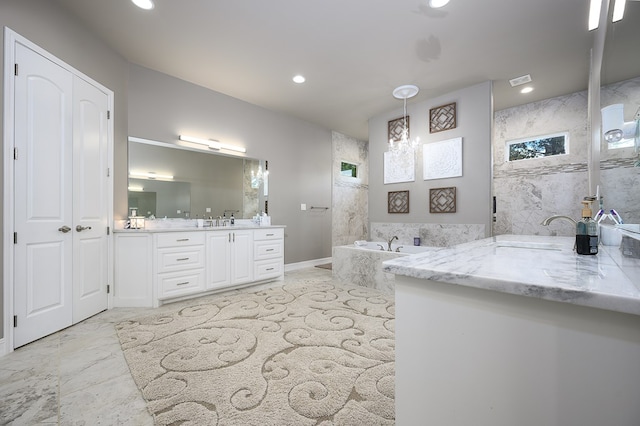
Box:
[340, 161, 358, 178]
[506, 132, 568, 162]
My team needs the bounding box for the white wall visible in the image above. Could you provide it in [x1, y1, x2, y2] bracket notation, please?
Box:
[368, 81, 493, 234]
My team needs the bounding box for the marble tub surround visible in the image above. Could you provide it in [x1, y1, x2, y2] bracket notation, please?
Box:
[332, 244, 439, 295]
[370, 222, 485, 248]
[383, 234, 640, 316]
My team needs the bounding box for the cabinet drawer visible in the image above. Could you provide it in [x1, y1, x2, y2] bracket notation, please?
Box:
[156, 232, 205, 248]
[158, 269, 206, 299]
[254, 240, 283, 260]
[157, 245, 205, 273]
[254, 259, 283, 281]
[253, 228, 284, 241]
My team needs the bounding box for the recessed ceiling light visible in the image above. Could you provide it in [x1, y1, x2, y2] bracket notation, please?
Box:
[132, 0, 154, 10]
[293, 75, 306, 84]
[520, 86, 534, 94]
[429, 0, 450, 8]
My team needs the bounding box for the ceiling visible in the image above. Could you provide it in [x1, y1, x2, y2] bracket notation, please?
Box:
[55, 0, 640, 141]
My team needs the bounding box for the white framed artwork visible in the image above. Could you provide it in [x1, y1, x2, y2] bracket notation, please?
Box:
[383, 150, 415, 184]
[423, 137, 462, 180]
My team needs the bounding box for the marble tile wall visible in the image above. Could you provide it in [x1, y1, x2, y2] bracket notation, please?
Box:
[332, 131, 370, 247]
[370, 222, 485, 247]
[332, 246, 405, 295]
[493, 76, 640, 236]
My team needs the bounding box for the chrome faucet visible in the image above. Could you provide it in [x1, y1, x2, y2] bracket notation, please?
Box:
[541, 215, 577, 226]
[387, 235, 398, 251]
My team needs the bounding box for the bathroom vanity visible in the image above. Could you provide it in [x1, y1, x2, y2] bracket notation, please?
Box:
[384, 235, 640, 426]
[113, 225, 284, 307]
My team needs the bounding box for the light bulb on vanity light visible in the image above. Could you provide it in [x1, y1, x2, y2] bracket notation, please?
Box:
[179, 134, 246, 153]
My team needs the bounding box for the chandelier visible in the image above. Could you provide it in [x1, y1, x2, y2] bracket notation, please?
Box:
[251, 164, 269, 188]
[389, 84, 420, 153]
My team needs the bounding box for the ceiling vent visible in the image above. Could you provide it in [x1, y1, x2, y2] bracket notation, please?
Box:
[509, 74, 532, 87]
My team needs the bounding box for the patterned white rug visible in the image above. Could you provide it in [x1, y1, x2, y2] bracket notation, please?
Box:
[116, 281, 395, 425]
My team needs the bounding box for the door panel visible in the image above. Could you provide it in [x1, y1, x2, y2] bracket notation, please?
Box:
[13, 43, 73, 347]
[72, 76, 109, 322]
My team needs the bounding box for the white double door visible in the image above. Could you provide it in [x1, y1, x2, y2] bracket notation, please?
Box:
[12, 40, 111, 347]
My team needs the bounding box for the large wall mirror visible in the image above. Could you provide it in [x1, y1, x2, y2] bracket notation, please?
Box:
[128, 137, 268, 219]
[598, 3, 640, 224]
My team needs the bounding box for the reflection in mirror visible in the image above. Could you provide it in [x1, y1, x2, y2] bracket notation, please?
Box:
[128, 137, 268, 219]
[598, 3, 640, 224]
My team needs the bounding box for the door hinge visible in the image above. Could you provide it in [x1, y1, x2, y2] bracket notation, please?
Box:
[107, 226, 110, 235]
[107, 110, 111, 120]
[107, 168, 110, 177]
[13, 147, 18, 160]
[14, 232, 17, 244]
[13, 315, 17, 327]
[14, 63, 18, 76]
[107, 285, 110, 294]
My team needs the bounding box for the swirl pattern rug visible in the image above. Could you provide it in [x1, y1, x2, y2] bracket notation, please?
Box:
[115, 281, 395, 425]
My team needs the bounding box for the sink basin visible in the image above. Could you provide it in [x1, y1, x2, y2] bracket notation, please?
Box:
[492, 241, 563, 251]
[618, 224, 640, 234]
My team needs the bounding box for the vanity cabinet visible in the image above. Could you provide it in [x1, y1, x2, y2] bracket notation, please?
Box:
[113, 233, 153, 307]
[155, 232, 206, 302]
[114, 226, 284, 308]
[254, 228, 284, 280]
[207, 229, 254, 289]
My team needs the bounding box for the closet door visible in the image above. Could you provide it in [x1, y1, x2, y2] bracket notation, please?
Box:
[13, 43, 73, 347]
[72, 76, 109, 322]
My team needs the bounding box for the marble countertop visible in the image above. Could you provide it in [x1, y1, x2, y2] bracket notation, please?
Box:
[114, 223, 285, 233]
[383, 234, 640, 316]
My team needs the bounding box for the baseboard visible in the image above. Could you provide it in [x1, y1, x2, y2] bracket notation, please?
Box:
[285, 257, 332, 272]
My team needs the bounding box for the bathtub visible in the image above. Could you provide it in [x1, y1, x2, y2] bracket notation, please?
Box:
[332, 241, 437, 295]
[353, 241, 432, 254]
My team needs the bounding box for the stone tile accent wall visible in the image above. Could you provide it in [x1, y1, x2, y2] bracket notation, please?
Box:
[493, 76, 640, 236]
[332, 131, 369, 247]
[370, 222, 485, 247]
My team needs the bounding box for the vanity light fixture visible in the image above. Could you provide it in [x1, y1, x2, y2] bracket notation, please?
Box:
[128, 185, 144, 191]
[589, 0, 603, 30]
[129, 171, 174, 180]
[612, 0, 626, 22]
[131, 0, 155, 10]
[179, 134, 247, 153]
[389, 84, 420, 153]
[589, 0, 630, 30]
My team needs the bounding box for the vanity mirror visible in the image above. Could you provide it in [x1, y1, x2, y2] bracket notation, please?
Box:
[128, 137, 267, 219]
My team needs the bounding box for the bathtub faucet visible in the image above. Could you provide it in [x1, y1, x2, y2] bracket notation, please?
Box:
[387, 235, 398, 251]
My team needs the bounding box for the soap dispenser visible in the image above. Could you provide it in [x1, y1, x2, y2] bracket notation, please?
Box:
[576, 199, 598, 255]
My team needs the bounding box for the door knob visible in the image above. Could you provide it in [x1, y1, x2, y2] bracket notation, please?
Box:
[58, 225, 71, 233]
[76, 225, 92, 232]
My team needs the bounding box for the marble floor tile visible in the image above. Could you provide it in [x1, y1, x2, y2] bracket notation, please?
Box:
[0, 267, 337, 425]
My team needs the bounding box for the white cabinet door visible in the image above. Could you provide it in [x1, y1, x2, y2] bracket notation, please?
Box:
[231, 230, 253, 285]
[113, 234, 153, 307]
[13, 43, 74, 347]
[207, 231, 231, 289]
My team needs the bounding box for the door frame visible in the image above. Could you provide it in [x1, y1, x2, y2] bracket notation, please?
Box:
[2, 27, 114, 355]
